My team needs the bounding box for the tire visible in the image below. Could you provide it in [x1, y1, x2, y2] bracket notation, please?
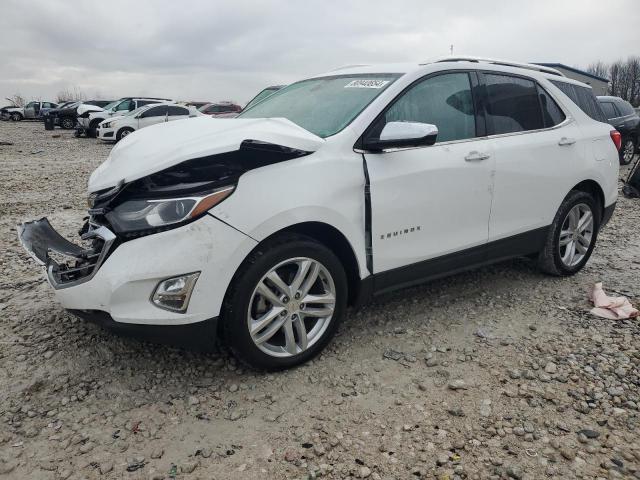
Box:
[116, 127, 134, 142]
[620, 137, 636, 165]
[222, 233, 347, 370]
[10, 112, 22, 121]
[60, 116, 75, 130]
[537, 190, 600, 276]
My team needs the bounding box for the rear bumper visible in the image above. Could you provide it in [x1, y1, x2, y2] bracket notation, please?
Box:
[69, 309, 218, 348]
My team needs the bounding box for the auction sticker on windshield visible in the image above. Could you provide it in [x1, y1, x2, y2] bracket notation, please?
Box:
[344, 79, 390, 89]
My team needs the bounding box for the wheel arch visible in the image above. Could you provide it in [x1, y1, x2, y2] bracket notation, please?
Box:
[570, 179, 605, 219]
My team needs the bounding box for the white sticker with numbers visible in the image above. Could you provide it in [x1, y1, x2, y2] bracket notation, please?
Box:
[344, 79, 390, 89]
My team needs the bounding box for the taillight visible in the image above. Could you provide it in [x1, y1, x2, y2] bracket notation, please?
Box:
[610, 130, 622, 151]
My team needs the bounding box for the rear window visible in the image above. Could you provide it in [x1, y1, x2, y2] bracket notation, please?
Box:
[617, 100, 636, 116]
[550, 80, 607, 122]
[537, 85, 566, 127]
[599, 101, 618, 119]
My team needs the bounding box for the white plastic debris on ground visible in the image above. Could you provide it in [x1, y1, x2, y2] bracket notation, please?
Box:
[589, 282, 639, 320]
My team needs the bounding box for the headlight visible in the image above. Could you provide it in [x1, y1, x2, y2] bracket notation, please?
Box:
[105, 185, 234, 233]
[102, 122, 112, 128]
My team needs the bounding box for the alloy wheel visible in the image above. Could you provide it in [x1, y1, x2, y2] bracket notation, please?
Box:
[62, 118, 74, 129]
[623, 140, 635, 164]
[558, 203, 594, 268]
[247, 257, 336, 358]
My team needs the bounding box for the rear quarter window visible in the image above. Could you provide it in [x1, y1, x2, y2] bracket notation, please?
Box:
[550, 80, 607, 122]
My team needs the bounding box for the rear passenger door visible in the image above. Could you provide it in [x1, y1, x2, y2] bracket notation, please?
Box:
[482, 72, 584, 247]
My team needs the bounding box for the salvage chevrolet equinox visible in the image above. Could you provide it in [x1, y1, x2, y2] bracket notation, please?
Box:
[19, 57, 619, 369]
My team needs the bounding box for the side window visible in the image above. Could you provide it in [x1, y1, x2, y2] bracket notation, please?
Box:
[371, 72, 476, 143]
[537, 85, 566, 127]
[599, 102, 618, 119]
[168, 106, 188, 116]
[141, 105, 167, 118]
[136, 100, 157, 108]
[483, 74, 543, 134]
[26, 101, 36, 108]
[207, 105, 221, 113]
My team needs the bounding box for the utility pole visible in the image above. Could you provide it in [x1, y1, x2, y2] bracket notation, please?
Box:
[450, 44, 454, 55]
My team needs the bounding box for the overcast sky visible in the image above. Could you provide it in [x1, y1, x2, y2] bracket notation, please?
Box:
[1, 0, 638, 105]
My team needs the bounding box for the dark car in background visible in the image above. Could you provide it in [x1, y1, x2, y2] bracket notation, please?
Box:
[597, 96, 640, 165]
[47, 99, 114, 129]
[198, 101, 242, 117]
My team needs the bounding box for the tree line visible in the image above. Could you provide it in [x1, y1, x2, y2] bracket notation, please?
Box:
[587, 56, 640, 106]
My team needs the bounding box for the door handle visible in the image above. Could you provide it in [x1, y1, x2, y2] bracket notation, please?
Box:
[558, 137, 576, 146]
[464, 151, 491, 161]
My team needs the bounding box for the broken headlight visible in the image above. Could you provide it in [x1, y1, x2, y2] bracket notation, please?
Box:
[105, 185, 234, 233]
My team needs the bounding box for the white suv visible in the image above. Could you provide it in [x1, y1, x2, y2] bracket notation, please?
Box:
[19, 57, 619, 370]
[97, 103, 201, 142]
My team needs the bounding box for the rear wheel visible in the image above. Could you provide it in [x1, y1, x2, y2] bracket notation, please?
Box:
[60, 116, 75, 129]
[620, 137, 636, 165]
[537, 190, 600, 276]
[10, 112, 22, 121]
[223, 234, 347, 370]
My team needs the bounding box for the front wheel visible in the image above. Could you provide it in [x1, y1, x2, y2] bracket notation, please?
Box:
[10, 112, 22, 121]
[620, 137, 636, 165]
[537, 191, 600, 276]
[116, 127, 134, 142]
[223, 234, 347, 370]
[60, 116, 75, 129]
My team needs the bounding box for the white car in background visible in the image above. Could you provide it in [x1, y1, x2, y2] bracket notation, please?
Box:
[97, 103, 201, 142]
[77, 97, 172, 137]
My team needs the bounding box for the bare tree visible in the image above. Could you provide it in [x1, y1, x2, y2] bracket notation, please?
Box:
[56, 86, 86, 103]
[4, 94, 25, 107]
[584, 57, 640, 106]
[586, 61, 609, 80]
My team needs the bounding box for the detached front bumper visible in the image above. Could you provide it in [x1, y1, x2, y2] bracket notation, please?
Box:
[18, 218, 116, 289]
[18, 214, 258, 327]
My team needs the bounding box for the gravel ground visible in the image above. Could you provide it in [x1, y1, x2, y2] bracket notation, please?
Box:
[1, 121, 639, 480]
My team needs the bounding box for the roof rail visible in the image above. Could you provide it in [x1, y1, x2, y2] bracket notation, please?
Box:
[329, 64, 371, 72]
[428, 56, 565, 77]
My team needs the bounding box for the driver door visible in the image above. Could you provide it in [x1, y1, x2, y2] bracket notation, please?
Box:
[363, 72, 494, 286]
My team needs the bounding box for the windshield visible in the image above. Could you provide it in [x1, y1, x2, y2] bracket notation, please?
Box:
[244, 87, 281, 111]
[99, 100, 120, 111]
[238, 74, 400, 138]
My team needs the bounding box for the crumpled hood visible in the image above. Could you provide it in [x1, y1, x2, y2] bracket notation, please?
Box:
[88, 117, 325, 192]
[77, 103, 105, 116]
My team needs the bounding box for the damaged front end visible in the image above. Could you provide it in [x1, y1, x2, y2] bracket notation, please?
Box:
[18, 218, 116, 289]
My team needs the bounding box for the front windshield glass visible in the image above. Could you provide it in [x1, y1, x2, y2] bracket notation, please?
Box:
[238, 74, 400, 138]
[99, 100, 120, 111]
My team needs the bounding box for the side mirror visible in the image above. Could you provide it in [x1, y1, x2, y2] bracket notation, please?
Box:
[363, 121, 438, 151]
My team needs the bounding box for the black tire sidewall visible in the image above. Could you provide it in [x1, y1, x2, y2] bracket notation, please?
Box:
[550, 192, 600, 275]
[224, 238, 347, 370]
[116, 128, 133, 142]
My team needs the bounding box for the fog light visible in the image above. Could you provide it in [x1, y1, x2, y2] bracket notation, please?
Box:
[151, 272, 200, 313]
